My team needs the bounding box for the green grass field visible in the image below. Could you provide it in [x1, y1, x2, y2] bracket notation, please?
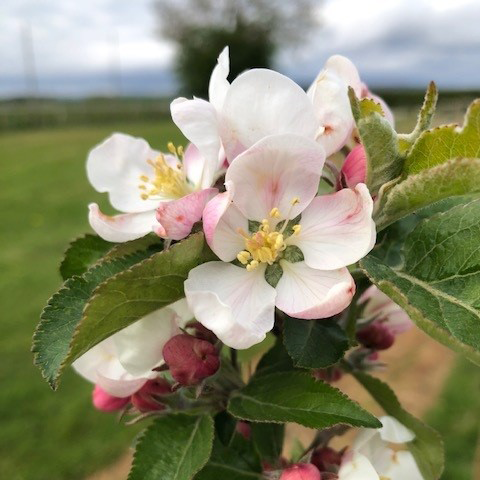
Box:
[0, 115, 478, 479]
[0, 122, 183, 479]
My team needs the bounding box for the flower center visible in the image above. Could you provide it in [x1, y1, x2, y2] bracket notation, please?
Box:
[236, 198, 302, 272]
[139, 142, 191, 200]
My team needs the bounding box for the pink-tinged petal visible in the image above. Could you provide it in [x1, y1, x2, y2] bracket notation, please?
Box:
[72, 337, 149, 397]
[86, 132, 163, 213]
[155, 188, 217, 241]
[170, 97, 220, 189]
[324, 55, 362, 96]
[308, 70, 355, 157]
[183, 143, 204, 187]
[338, 451, 380, 480]
[208, 46, 230, 111]
[203, 185, 248, 261]
[88, 203, 156, 242]
[339, 145, 367, 189]
[361, 83, 395, 127]
[184, 262, 276, 349]
[226, 134, 325, 221]
[289, 184, 375, 270]
[92, 385, 130, 412]
[221, 69, 318, 162]
[275, 261, 355, 319]
[113, 305, 183, 377]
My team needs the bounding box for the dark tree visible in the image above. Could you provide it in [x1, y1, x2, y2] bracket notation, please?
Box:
[154, 0, 320, 96]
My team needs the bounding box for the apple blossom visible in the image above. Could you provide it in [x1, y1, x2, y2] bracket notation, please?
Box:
[338, 145, 367, 189]
[86, 133, 218, 242]
[172, 48, 371, 166]
[351, 416, 424, 480]
[72, 300, 192, 397]
[359, 285, 413, 337]
[280, 463, 322, 480]
[184, 133, 376, 349]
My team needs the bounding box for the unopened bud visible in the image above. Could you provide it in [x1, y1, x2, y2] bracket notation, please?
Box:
[311, 447, 343, 472]
[357, 322, 395, 350]
[313, 367, 343, 383]
[338, 145, 366, 189]
[186, 320, 217, 344]
[236, 421, 251, 440]
[92, 385, 130, 412]
[280, 463, 322, 480]
[131, 378, 171, 412]
[163, 334, 220, 386]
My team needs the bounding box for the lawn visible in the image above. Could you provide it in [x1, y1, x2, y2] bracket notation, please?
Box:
[0, 122, 183, 479]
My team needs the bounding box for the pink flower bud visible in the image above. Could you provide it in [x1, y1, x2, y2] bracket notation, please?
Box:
[92, 385, 130, 412]
[280, 463, 322, 480]
[131, 378, 171, 412]
[311, 446, 343, 472]
[338, 145, 366, 189]
[313, 367, 343, 383]
[236, 421, 251, 439]
[162, 334, 220, 386]
[357, 322, 395, 350]
[186, 320, 217, 343]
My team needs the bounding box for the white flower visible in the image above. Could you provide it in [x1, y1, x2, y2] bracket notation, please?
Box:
[171, 48, 365, 166]
[87, 134, 218, 242]
[347, 415, 424, 480]
[72, 300, 192, 397]
[184, 133, 376, 349]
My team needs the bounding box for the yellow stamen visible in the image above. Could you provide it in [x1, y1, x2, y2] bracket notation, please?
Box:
[167, 142, 176, 154]
[246, 260, 259, 271]
[237, 251, 251, 265]
[269, 207, 281, 218]
[138, 152, 190, 200]
[292, 224, 301, 235]
[291, 196, 300, 206]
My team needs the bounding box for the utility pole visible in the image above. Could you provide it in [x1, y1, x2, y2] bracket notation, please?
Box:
[21, 23, 39, 97]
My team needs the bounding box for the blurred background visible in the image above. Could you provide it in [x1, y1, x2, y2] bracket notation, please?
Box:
[0, 0, 479, 478]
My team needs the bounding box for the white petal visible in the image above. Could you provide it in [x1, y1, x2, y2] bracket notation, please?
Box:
[338, 451, 380, 480]
[226, 134, 325, 221]
[86, 132, 162, 213]
[209, 46, 230, 111]
[113, 306, 181, 377]
[378, 416, 416, 444]
[184, 262, 276, 349]
[353, 430, 392, 473]
[170, 97, 220, 189]
[88, 203, 156, 242]
[289, 184, 375, 270]
[72, 337, 148, 397]
[382, 451, 424, 480]
[275, 261, 355, 319]
[221, 69, 318, 161]
[323, 55, 362, 96]
[203, 186, 248, 262]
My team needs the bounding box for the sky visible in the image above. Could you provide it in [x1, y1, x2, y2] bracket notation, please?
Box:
[1, 0, 479, 98]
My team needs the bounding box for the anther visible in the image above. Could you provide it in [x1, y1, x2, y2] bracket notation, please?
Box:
[292, 225, 301, 235]
[237, 251, 251, 265]
[269, 207, 281, 218]
[291, 197, 300, 206]
[246, 260, 259, 271]
[167, 142, 176, 154]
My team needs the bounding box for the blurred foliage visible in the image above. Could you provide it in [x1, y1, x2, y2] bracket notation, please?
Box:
[154, 0, 319, 96]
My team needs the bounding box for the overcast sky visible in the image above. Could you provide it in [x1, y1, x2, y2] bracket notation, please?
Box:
[1, 0, 479, 98]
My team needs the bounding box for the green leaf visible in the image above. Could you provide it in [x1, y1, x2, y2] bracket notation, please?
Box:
[59, 234, 112, 280]
[405, 99, 480, 174]
[103, 233, 164, 261]
[253, 339, 294, 379]
[353, 372, 444, 480]
[362, 199, 480, 364]
[250, 423, 284, 466]
[128, 414, 214, 480]
[283, 317, 348, 369]
[397, 81, 438, 154]
[228, 371, 381, 429]
[375, 158, 480, 230]
[33, 249, 153, 388]
[64, 233, 210, 370]
[195, 438, 263, 480]
[349, 89, 402, 196]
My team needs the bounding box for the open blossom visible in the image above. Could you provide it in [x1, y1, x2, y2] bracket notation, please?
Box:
[72, 300, 192, 397]
[184, 133, 376, 349]
[172, 48, 369, 167]
[348, 416, 424, 480]
[86, 133, 218, 242]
